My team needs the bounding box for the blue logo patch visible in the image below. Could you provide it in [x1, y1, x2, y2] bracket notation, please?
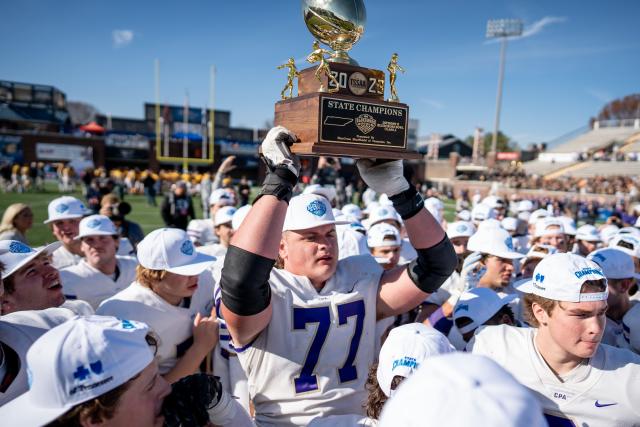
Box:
[89, 361, 103, 375]
[592, 253, 606, 264]
[504, 238, 514, 251]
[456, 224, 467, 233]
[180, 240, 194, 256]
[9, 241, 31, 254]
[86, 218, 102, 229]
[378, 208, 389, 216]
[73, 365, 91, 381]
[574, 267, 604, 279]
[55, 203, 69, 213]
[306, 200, 327, 217]
[535, 273, 545, 283]
[392, 356, 419, 371]
[120, 319, 135, 329]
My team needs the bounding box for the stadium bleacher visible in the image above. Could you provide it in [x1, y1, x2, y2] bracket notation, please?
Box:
[547, 126, 639, 154]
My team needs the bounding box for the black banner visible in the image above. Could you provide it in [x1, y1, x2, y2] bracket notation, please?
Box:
[319, 97, 408, 149]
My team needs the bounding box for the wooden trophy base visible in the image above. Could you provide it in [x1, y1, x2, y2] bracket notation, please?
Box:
[274, 63, 421, 160]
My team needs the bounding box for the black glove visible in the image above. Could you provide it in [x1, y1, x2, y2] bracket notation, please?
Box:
[162, 374, 223, 427]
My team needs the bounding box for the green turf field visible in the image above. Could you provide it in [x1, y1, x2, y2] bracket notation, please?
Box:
[0, 185, 457, 247]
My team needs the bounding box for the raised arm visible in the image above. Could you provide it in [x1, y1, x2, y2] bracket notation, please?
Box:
[355, 160, 457, 320]
[220, 127, 300, 346]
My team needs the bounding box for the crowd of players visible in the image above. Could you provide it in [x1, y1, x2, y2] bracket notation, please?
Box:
[0, 126, 639, 426]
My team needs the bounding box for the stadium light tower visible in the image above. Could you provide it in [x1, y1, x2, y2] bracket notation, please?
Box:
[486, 19, 523, 161]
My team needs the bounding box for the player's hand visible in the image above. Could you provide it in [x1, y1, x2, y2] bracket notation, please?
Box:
[261, 126, 300, 177]
[460, 252, 486, 290]
[356, 159, 409, 197]
[192, 311, 219, 352]
[219, 155, 236, 174]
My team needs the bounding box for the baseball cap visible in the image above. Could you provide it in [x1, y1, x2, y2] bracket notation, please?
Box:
[283, 194, 350, 232]
[208, 188, 234, 206]
[214, 206, 236, 227]
[137, 228, 216, 276]
[467, 226, 524, 259]
[456, 209, 471, 222]
[376, 323, 454, 397]
[608, 234, 640, 258]
[588, 248, 640, 280]
[231, 204, 251, 231]
[341, 204, 363, 220]
[471, 204, 496, 222]
[616, 303, 640, 353]
[528, 209, 549, 225]
[0, 316, 154, 427]
[516, 200, 534, 213]
[516, 253, 608, 302]
[378, 353, 547, 427]
[501, 217, 518, 232]
[425, 197, 444, 211]
[0, 240, 61, 279]
[453, 288, 517, 335]
[575, 224, 601, 242]
[534, 217, 565, 238]
[378, 193, 394, 207]
[302, 184, 337, 203]
[447, 221, 475, 239]
[482, 195, 505, 210]
[44, 196, 87, 224]
[600, 224, 620, 245]
[367, 223, 401, 248]
[557, 216, 577, 236]
[367, 205, 400, 228]
[75, 215, 118, 240]
[618, 227, 640, 238]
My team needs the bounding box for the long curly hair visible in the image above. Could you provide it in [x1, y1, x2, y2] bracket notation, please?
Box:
[364, 362, 404, 420]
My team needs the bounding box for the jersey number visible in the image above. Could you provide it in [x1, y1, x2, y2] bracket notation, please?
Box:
[292, 300, 365, 394]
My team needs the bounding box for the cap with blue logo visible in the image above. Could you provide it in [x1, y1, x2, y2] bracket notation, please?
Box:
[588, 247, 640, 280]
[214, 206, 237, 227]
[0, 316, 154, 426]
[137, 228, 216, 276]
[446, 221, 475, 239]
[467, 225, 524, 260]
[44, 196, 87, 224]
[516, 253, 609, 303]
[376, 323, 454, 397]
[282, 194, 350, 232]
[75, 215, 118, 240]
[367, 222, 401, 249]
[0, 240, 61, 279]
[367, 205, 401, 229]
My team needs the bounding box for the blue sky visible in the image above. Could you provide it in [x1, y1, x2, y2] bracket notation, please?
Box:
[2, 0, 639, 146]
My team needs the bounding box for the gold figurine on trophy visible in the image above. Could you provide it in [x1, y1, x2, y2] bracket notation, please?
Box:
[307, 40, 340, 93]
[277, 58, 300, 100]
[387, 53, 405, 102]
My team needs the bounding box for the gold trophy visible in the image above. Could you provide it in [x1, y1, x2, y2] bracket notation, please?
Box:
[274, 0, 419, 159]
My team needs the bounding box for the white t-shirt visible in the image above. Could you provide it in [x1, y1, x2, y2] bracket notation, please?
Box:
[236, 255, 384, 427]
[0, 306, 80, 405]
[96, 276, 215, 375]
[470, 325, 640, 426]
[51, 245, 83, 270]
[60, 256, 138, 309]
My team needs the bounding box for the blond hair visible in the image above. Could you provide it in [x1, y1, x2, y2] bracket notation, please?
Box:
[0, 203, 30, 233]
[135, 265, 167, 288]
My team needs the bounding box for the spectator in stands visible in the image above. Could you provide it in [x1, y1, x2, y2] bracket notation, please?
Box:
[0, 203, 33, 245]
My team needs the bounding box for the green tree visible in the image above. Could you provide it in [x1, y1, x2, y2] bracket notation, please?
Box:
[463, 131, 516, 153]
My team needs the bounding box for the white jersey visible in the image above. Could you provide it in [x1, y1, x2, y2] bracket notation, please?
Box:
[308, 414, 378, 427]
[236, 255, 384, 427]
[187, 219, 218, 246]
[602, 301, 638, 348]
[60, 256, 138, 309]
[51, 245, 83, 269]
[0, 306, 79, 405]
[96, 276, 215, 375]
[336, 226, 368, 260]
[399, 238, 417, 265]
[470, 325, 640, 426]
[198, 243, 228, 259]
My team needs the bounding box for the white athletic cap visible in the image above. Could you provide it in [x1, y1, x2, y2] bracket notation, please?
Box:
[467, 226, 524, 259]
[600, 224, 620, 245]
[588, 248, 640, 280]
[367, 223, 401, 248]
[44, 196, 87, 224]
[482, 195, 505, 209]
[608, 234, 640, 258]
[618, 227, 640, 238]
[453, 288, 517, 335]
[528, 209, 549, 225]
[0, 240, 61, 279]
[362, 201, 379, 215]
[517, 211, 531, 222]
[232, 204, 251, 231]
[517, 253, 608, 302]
[214, 206, 236, 227]
[302, 184, 337, 203]
[471, 204, 496, 222]
[137, 228, 216, 275]
[376, 323, 454, 397]
[283, 194, 349, 232]
[557, 216, 577, 236]
[75, 215, 118, 240]
[575, 224, 601, 242]
[368, 205, 400, 228]
[378, 353, 547, 427]
[425, 197, 444, 211]
[0, 316, 154, 427]
[534, 217, 565, 238]
[456, 209, 471, 222]
[341, 204, 363, 220]
[208, 188, 234, 206]
[378, 193, 393, 207]
[501, 217, 518, 232]
[516, 200, 534, 213]
[447, 221, 475, 239]
[617, 304, 640, 353]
